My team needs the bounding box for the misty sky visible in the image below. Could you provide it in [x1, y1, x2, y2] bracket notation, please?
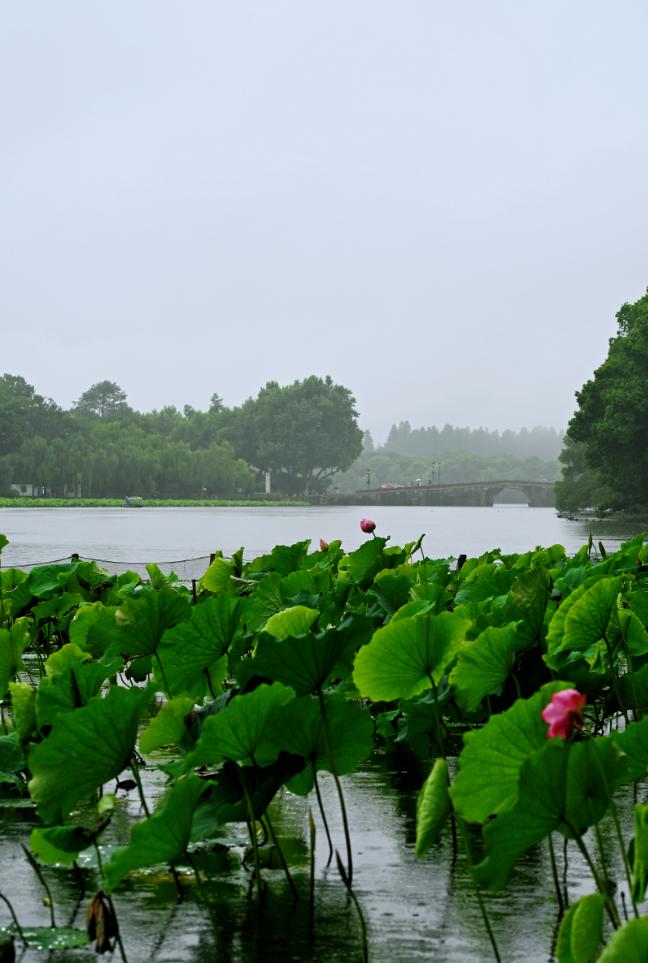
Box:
[2, 1, 647, 444]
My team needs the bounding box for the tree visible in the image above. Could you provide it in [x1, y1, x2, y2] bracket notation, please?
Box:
[74, 381, 131, 419]
[0, 374, 63, 455]
[563, 288, 648, 509]
[225, 376, 363, 494]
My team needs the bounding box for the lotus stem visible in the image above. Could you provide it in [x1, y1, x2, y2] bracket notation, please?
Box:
[317, 688, 354, 887]
[547, 834, 564, 914]
[312, 762, 334, 865]
[335, 850, 368, 963]
[308, 806, 316, 923]
[264, 811, 297, 898]
[566, 824, 620, 929]
[457, 819, 501, 963]
[237, 765, 262, 898]
[0, 891, 27, 946]
[21, 843, 56, 927]
[609, 799, 639, 918]
[130, 759, 151, 817]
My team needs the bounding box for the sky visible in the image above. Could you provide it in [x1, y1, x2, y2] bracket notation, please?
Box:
[2, 1, 648, 445]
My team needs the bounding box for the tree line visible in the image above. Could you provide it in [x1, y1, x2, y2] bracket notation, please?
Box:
[0, 375, 363, 498]
[381, 422, 563, 461]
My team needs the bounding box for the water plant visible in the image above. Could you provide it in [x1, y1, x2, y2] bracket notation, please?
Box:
[1, 529, 648, 959]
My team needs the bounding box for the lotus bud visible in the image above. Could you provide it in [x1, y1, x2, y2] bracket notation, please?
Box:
[360, 518, 376, 534]
[319, 538, 329, 552]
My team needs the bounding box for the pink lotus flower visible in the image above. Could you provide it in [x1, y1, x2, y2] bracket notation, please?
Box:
[541, 689, 587, 739]
[319, 538, 329, 552]
[360, 518, 376, 534]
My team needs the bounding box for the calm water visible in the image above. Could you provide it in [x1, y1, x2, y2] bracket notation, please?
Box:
[0, 504, 644, 574]
[1, 505, 643, 960]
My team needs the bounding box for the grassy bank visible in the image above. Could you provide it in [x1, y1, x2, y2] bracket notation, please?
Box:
[0, 497, 309, 508]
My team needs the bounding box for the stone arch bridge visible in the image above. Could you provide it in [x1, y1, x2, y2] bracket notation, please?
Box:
[320, 480, 555, 508]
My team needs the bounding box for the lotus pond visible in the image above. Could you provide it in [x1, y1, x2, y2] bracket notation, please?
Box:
[2, 528, 648, 962]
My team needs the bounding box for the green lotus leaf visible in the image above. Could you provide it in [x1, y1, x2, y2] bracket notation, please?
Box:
[202, 555, 237, 594]
[9, 682, 37, 742]
[186, 683, 296, 768]
[546, 577, 621, 670]
[247, 540, 310, 576]
[156, 595, 242, 697]
[613, 716, 648, 780]
[449, 625, 520, 713]
[69, 603, 122, 658]
[630, 590, 648, 627]
[269, 694, 373, 795]
[619, 609, 648, 656]
[474, 737, 626, 890]
[597, 917, 648, 962]
[30, 824, 95, 866]
[29, 685, 152, 823]
[415, 758, 450, 858]
[556, 893, 605, 963]
[450, 682, 570, 823]
[0, 732, 25, 784]
[113, 587, 191, 658]
[507, 566, 550, 648]
[368, 573, 415, 617]
[36, 645, 122, 729]
[264, 605, 319, 639]
[342, 537, 389, 586]
[353, 612, 470, 702]
[139, 696, 196, 755]
[190, 758, 298, 838]
[104, 773, 205, 891]
[632, 804, 648, 904]
[28, 562, 79, 598]
[409, 581, 453, 613]
[0, 618, 31, 697]
[237, 621, 358, 696]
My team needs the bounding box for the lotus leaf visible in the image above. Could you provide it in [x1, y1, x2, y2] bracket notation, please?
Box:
[556, 893, 605, 963]
[449, 624, 520, 712]
[113, 587, 191, 658]
[474, 737, 626, 890]
[268, 694, 373, 795]
[104, 773, 205, 891]
[156, 595, 241, 697]
[140, 696, 196, 754]
[415, 758, 450, 858]
[186, 682, 296, 768]
[29, 685, 151, 823]
[0, 618, 31, 697]
[450, 682, 570, 823]
[597, 917, 648, 962]
[353, 612, 470, 702]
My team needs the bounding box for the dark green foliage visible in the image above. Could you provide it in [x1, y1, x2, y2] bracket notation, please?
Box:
[561, 288, 648, 509]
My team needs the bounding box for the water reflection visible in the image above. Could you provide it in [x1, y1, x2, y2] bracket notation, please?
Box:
[0, 753, 638, 962]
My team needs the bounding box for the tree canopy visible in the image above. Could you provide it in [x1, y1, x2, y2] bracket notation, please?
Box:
[223, 376, 363, 493]
[559, 288, 648, 510]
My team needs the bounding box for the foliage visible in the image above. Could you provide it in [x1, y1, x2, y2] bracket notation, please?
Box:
[562, 288, 648, 509]
[2, 529, 648, 961]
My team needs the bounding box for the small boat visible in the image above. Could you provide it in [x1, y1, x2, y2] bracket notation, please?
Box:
[124, 496, 143, 508]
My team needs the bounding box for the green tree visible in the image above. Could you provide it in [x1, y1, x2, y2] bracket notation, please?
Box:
[0, 374, 63, 455]
[225, 376, 363, 494]
[74, 381, 131, 419]
[564, 289, 648, 509]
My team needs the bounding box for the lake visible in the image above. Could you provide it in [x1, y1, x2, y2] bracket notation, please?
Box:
[0, 504, 643, 578]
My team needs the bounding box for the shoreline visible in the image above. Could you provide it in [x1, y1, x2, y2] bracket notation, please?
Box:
[0, 497, 309, 508]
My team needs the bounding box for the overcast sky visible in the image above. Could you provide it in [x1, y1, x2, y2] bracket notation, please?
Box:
[2, 1, 647, 444]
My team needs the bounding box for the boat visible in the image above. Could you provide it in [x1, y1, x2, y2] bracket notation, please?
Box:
[124, 496, 143, 508]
